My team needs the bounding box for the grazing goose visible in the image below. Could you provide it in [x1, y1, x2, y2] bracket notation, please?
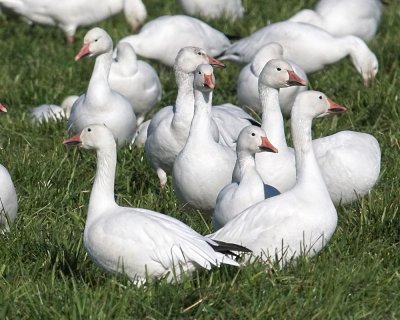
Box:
[237, 42, 308, 116]
[172, 64, 237, 214]
[289, 0, 382, 42]
[119, 15, 231, 67]
[256, 59, 381, 205]
[68, 28, 137, 146]
[109, 42, 162, 126]
[179, 0, 244, 20]
[0, 0, 147, 43]
[213, 125, 279, 230]
[210, 91, 342, 266]
[0, 104, 18, 232]
[30, 95, 78, 124]
[219, 21, 378, 86]
[63, 124, 250, 285]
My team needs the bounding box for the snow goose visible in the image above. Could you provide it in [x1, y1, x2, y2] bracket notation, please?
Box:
[109, 42, 162, 126]
[212, 125, 279, 230]
[219, 21, 378, 86]
[0, 104, 18, 232]
[210, 91, 342, 266]
[179, 0, 245, 20]
[256, 59, 381, 205]
[63, 124, 250, 285]
[67, 28, 137, 146]
[132, 119, 150, 148]
[119, 15, 231, 67]
[145, 47, 224, 187]
[30, 95, 78, 124]
[237, 42, 308, 116]
[172, 64, 237, 214]
[0, 0, 147, 43]
[289, 0, 382, 42]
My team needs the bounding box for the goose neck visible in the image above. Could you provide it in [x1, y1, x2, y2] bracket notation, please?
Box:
[187, 89, 214, 142]
[88, 51, 113, 90]
[237, 151, 257, 181]
[259, 84, 287, 148]
[87, 146, 117, 225]
[173, 69, 195, 123]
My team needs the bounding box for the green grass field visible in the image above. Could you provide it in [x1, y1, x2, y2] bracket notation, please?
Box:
[1, 0, 399, 318]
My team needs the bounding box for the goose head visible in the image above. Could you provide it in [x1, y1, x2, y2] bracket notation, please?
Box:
[75, 28, 113, 61]
[0, 103, 7, 113]
[292, 91, 347, 120]
[349, 37, 378, 87]
[237, 125, 278, 155]
[193, 64, 215, 92]
[63, 125, 116, 150]
[175, 47, 225, 74]
[259, 59, 307, 89]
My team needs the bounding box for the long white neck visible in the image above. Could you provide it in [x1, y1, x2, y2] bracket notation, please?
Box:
[87, 146, 117, 226]
[87, 51, 113, 106]
[236, 151, 258, 181]
[172, 68, 195, 129]
[291, 112, 328, 194]
[186, 89, 214, 145]
[259, 84, 287, 149]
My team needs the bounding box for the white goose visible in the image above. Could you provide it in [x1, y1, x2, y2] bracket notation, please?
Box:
[145, 46, 257, 187]
[119, 15, 231, 67]
[289, 0, 382, 42]
[109, 42, 162, 126]
[256, 59, 381, 205]
[212, 125, 279, 230]
[68, 28, 137, 146]
[210, 91, 343, 266]
[0, 104, 18, 232]
[237, 42, 308, 116]
[63, 124, 250, 285]
[30, 95, 78, 124]
[0, 0, 147, 43]
[132, 119, 150, 148]
[178, 0, 245, 20]
[172, 64, 237, 214]
[219, 21, 378, 86]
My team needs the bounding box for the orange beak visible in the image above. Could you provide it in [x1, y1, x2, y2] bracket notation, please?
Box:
[207, 55, 225, 68]
[287, 70, 307, 86]
[0, 103, 7, 113]
[204, 74, 215, 89]
[63, 133, 82, 146]
[75, 43, 91, 61]
[259, 136, 278, 153]
[327, 98, 347, 113]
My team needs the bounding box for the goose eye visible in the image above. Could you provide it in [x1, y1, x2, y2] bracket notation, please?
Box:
[94, 39, 98, 42]
[277, 67, 281, 71]
[88, 128, 92, 132]
[197, 52, 202, 55]
[319, 96, 323, 100]
[198, 71, 201, 74]
[251, 133, 255, 136]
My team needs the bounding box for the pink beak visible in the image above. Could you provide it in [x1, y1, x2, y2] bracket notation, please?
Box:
[0, 103, 8, 113]
[327, 98, 347, 113]
[75, 43, 91, 61]
[207, 55, 225, 68]
[63, 133, 82, 146]
[204, 74, 215, 89]
[260, 136, 278, 153]
[287, 70, 307, 86]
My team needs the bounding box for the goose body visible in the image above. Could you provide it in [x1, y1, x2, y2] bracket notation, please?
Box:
[68, 28, 137, 146]
[256, 59, 381, 205]
[219, 21, 378, 86]
[179, 0, 244, 20]
[30, 95, 78, 123]
[0, 0, 147, 43]
[213, 126, 279, 230]
[0, 104, 18, 232]
[119, 15, 231, 67]
[109, 42, 162, 126]
[64, 125, 247, 285]
[210, 91, 340, 265]
[289, 0, 382, 42]
[237, 42, 308, 116]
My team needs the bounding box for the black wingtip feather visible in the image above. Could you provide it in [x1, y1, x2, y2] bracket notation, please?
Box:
[210, 240, 252, 257]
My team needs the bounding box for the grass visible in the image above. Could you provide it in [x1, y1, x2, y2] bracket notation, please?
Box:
[0, 0, 399, 318]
